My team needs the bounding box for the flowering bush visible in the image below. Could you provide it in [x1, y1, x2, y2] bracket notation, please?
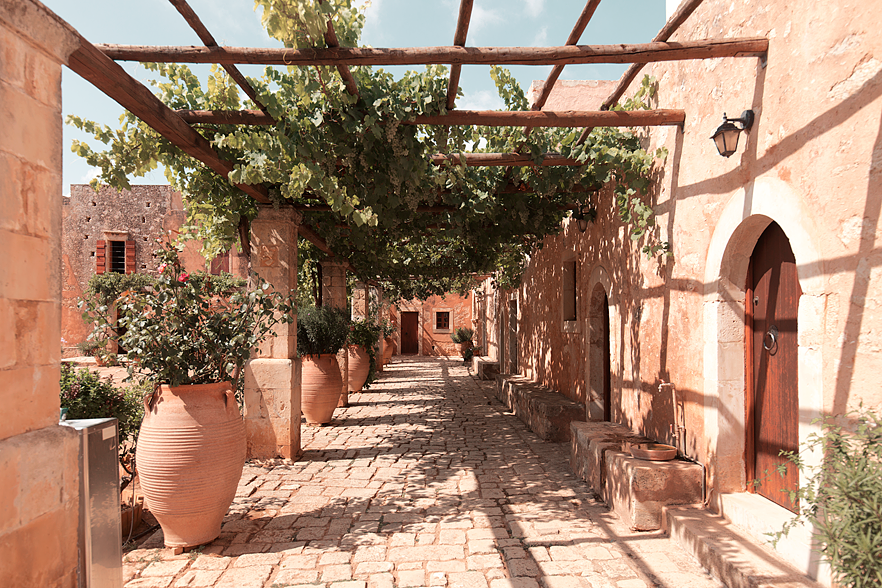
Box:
[80, 243, 295, 388]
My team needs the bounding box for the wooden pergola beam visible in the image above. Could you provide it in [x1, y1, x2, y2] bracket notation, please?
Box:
[431, 153, 582, 167]
[319, 0, 359, 97]
[603, 0, 705, 110]
[168, 0, 272, 117]
[66, 31, 343, 258]
[97, 38, 769, 66]
[66, 33, 271, 205]
[577, 0, 707, 145]
[532, 0, 602, 112]
[446, 0, 474, 110]
[175, 108, 685, 127]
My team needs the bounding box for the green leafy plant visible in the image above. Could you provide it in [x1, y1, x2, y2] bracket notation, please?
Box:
[769, 407, 882, 588]
[296, 305, 350, 356]
[84, 272, 157, 307]
[76, 339, 104, 357]
[60, 364, 145, 484]
[80, 243, 295, 389]
[450, 327, 475, 345]
[68, 1, 668, 302]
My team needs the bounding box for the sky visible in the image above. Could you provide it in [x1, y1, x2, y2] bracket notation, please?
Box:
[41, 0, 667, 194]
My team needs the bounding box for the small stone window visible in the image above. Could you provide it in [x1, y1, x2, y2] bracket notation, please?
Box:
[435, 311, 450, 331]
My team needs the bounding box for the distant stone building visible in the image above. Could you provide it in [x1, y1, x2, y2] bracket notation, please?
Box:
[61, 184, 247, 355]
[391, 293, 474, 357]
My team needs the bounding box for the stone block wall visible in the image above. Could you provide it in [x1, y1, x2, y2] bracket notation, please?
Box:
[0, 1, 81, 586]
[61, 184, 248, 355]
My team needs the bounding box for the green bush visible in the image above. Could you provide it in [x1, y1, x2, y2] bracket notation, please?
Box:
[772, 407, 882, 588]
[76, 339, 104, 357]
[450, 327, 474, 344]
[297, 305, 350, 356]
[59, 363, 145, 456]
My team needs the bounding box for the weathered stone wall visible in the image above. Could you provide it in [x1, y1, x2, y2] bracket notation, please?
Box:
[61, 184, 248, 355]
[485, 0, 881, 580]
[0, 1, 81, 586]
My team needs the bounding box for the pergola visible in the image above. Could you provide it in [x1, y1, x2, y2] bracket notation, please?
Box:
[63, 0, 767, 262]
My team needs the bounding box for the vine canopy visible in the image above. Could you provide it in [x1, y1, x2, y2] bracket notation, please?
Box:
[69, 0, 666, 301]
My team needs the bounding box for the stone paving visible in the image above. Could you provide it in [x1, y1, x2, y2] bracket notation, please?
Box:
[123, 356, 724, 588]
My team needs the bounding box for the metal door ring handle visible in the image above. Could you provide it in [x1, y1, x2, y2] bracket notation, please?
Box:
[763, 325, 778, 353]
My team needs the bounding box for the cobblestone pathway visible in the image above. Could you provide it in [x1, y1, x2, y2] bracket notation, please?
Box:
[124, 356, 723, 588]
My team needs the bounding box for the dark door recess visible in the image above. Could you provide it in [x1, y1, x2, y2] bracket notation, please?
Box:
[746, 222, 801, 512]
[400, 312, 419, 355]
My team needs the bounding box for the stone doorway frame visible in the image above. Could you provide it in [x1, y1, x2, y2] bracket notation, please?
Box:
[586, 265, 621, 421]
[702, 177, 827, 578]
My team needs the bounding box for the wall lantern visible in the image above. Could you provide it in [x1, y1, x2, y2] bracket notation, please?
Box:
[710, 110, 755, 157]
[573, 203, 596, 233]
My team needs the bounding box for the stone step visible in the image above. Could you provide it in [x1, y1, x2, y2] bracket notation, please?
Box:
[664, 506, 826, 588]
[495, 374, 584, 441]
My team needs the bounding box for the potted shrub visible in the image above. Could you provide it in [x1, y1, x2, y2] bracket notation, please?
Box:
[381, 317, 397, 365]
[60, 364, 149, 539]
[80, 243, 294, 550]
[450, 327, 475, 359]
[297, 305, 350, 424]
[348, 318, 382, 392]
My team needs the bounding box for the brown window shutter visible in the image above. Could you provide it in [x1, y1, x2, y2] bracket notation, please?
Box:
[96, 240, 106, 274]
[125, 240, 136, 274]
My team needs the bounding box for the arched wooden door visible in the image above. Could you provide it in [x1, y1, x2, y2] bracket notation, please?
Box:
[746, 222, 801, 512]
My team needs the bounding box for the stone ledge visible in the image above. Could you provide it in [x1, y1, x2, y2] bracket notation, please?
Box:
[570, 421, 703, 531]
[495, 374, 584, 442]
[471, 357, 499, 380]
[664, 506, 825, 588]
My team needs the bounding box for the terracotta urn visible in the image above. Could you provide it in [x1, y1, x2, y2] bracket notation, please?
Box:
[347, 345, 371, 392]
[135, 381, 245, 549]
[383, 337, 395, 365]
[301, 354, 344, 424]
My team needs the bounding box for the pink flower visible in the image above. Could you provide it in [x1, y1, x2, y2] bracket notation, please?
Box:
[178, 272, 189, 282]
[158, 263, 168, 273]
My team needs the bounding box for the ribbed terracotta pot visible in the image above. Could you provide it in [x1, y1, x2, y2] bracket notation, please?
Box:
[383, 337, 394, 365]
[348, 345, 371, 392]
[135, 381, 245, 549]
[301, 354, 343, 424]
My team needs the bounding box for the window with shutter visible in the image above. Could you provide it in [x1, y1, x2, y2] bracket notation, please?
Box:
[125, 240, 136, 274]
[96, 240, 107, 274]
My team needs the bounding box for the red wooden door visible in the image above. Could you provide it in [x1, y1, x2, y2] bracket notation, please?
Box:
[746, 222, 801, 512]
[602, 293, 611, 421]
[400, 312, 419, 355]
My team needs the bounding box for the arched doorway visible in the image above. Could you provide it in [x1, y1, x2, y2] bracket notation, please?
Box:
[746, 222, 801, 512]
[588, 283, 612, 421]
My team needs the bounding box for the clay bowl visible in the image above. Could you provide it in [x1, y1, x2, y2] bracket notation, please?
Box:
[629, 443, 677, 461]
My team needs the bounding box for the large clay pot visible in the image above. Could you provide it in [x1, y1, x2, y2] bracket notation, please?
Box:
[135, 381, 245, 549]
[301, 354, 343, 424]
[348, 345, 371, 392]
[383, 337, 395, 365]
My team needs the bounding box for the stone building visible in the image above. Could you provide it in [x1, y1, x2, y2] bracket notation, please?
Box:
[391, 293, 474, 358]
[61, 184, 248, 355]
[475, 0, 882, 583]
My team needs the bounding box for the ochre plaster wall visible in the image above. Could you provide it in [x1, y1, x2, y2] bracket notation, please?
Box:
[393, 293, 473, 357]
[0, 1, 81, 586]
[486, 0, 880, 579]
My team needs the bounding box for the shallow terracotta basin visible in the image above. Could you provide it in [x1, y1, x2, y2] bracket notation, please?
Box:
[629, 443, 677, 461]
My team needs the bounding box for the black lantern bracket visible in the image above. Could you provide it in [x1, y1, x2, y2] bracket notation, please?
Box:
[711, 109, 755, 157]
